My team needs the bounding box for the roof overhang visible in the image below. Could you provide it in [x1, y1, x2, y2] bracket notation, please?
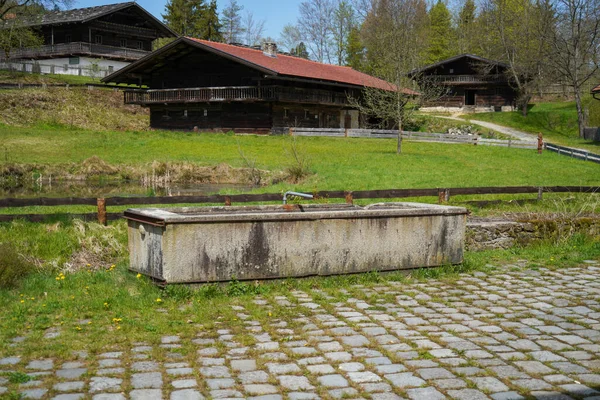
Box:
[408, 54, 510, 78]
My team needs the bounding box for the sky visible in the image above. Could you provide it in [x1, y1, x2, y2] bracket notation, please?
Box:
[73, 0, 303, 40]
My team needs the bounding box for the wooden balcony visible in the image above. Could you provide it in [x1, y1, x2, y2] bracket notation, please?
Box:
[2, 42, 150, 61]
[124, 86, 351, 106]
[427, 74, 507, 84]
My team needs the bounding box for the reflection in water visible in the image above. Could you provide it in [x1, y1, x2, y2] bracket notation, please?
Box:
[0, 180, 255, 198]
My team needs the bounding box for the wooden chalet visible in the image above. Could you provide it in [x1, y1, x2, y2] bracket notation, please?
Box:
[102, 37, 401, 133]
[409, 54, 517, 112]
[2, 2, 176, 75]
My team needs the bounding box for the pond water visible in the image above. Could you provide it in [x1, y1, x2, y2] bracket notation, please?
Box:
[0, 180, 255, 199]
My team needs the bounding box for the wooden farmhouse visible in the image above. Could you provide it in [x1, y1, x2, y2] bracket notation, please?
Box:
[102, 37, 400, 133]
[1, 2, 176, 77]
[409, 54, 518, 112]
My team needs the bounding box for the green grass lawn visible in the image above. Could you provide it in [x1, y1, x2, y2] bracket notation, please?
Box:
[458, 101, 600, 152]
[2, 125, 599, 193]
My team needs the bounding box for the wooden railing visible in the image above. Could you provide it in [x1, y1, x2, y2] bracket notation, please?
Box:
[124, 86, 350, 106]
[426, 74, 507, 84]
[0, 186, 597, 224]
[2, 42, 150, 61]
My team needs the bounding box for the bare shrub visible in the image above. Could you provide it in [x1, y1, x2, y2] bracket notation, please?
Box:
[285, 136, 312, 183]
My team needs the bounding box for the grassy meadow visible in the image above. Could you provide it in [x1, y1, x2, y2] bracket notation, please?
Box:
[461, 100, 600, 152]
[2, 124, 599, 192]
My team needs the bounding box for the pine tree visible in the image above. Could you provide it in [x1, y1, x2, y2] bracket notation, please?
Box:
[427, 0, 455, 63]
[291, 42, 310, 59]
[162, 0, 202, 37]
[345, 26, 365, 70]
[196, 0, 223, 42]
[222, 0, 243, 43]
[457, 0, 476, 54]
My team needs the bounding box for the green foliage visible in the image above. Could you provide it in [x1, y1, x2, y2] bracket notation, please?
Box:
[0, 23, 43, 59]
[457, 0, 477, 54]
[585, 96, 600, 126]
[290, 42, 309, 59]
[427, 0, 455, 63]
[6, 371, 32, 384]
[162, 0, 222, 40]
[345, 26, 365, 70]
[0, 243, 33, 288]
[464, 100, 599, 152]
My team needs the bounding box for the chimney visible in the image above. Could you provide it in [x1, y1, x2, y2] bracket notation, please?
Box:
[262, 42, 278, 58]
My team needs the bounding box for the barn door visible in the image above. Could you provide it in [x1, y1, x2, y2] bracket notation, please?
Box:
[344, 113, 352, 129]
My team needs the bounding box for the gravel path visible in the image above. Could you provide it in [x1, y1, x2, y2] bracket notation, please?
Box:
[435, 115, 538, 142]
[2, 261, 600, 399]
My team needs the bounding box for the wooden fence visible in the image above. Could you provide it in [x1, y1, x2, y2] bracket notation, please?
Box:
[544, 143, 600, 164]
[289, 128, 537, 149]
[0, 186, 597, 224]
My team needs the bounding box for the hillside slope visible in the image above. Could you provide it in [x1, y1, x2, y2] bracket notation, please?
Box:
[0, 87, 148, 131]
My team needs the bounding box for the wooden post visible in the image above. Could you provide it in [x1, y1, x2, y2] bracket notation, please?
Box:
[508, 138, 512, 148]
[345, 191, 353, 205]
[289, 127, 294, 136]
[344, 128, 348, 138]
[97, 198, 107, 226]
[438, 189, 446, 204]
[537, 133, 543, 154]
[224, 196, 232, 206]
[537, 187, 543, 201]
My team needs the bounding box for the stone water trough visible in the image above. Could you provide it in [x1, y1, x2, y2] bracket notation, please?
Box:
[124, 203, 468, 284]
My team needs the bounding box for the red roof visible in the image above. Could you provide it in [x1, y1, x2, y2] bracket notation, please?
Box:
[592, 84, 600, 93]
[187, 38, 416, 94]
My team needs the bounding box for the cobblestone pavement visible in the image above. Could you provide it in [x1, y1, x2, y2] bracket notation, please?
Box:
[2, 262, 600, 399]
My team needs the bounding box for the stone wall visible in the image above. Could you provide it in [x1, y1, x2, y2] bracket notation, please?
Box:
[466, 217, 600, 251]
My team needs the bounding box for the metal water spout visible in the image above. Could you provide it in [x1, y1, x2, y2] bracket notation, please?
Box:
[283, 191, 314, 204]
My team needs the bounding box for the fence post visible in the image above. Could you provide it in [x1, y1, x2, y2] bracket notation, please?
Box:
[537, 187, 543, 201]
[289, 128, 294, 137]
[537, 132, 543, 154]
[438, 189, 450, 204]
[97, 198, 107, 226]
[397, 132, 402, 155]
[224, 196, 232, 206]
[508, 138, 512, 148]
[344, 128, 348, 138]
[344, 191, 353, 205]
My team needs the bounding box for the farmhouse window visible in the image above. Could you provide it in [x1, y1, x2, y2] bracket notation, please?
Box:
[64, 34, 71, 43]
[283, 108, 288, 118]
[137, 41, 143, 50]
[108, 66, 114, 74]
[95, 35, 102, 44]
[120, 39, 127, 47]
[69, 57, 79, 65]
[304, 110, 309, 119]
[203, 109, 208, 117]
[183, 110, 188, 118]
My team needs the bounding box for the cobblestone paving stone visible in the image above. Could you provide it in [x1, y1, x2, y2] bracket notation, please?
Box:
[1, 263, 600, 399]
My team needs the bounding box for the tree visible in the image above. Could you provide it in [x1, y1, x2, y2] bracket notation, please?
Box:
[221, 0, 243, 43]
[197, 0, 222, 41]
[242, 10, 265, 46]
[162, 0, 222, 40]
[354, 0, 440, 154]
[162, 0, 201, 37]
[542, 0, 600, 138]
[0, 3, 45, 59]
[0, 0, 70, 20]
[298, 0, 335, 62]
[279, 24, 301, 52]
[291, 41, 309, 58]
[480, 0, 553, 115]
[427, 0, 455, 63]
[331, 0, 355, 65]
[345, 25, 365, 69]
[456, 0, 477, 54]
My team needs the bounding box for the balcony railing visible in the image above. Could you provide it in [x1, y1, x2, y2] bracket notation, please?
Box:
[427, 74, 507, 84]
[124, 86, 351, 106]
[2, 42, 150, 61]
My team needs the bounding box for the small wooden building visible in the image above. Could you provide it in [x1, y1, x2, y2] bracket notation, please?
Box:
[2, 2, 176, 76]
[102, 37, 399, 133]
[409, 54, 517, 112]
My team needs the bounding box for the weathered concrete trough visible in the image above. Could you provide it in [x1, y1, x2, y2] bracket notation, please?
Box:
[124, 203, 468, 284]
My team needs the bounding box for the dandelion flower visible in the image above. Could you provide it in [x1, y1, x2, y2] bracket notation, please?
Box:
[156, 298, 162, 303]
[136, 273, 142, 279]
[20, 300, 24, 303]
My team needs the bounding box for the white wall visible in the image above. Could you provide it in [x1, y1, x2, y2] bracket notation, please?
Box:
[4, 57, 130, 78]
